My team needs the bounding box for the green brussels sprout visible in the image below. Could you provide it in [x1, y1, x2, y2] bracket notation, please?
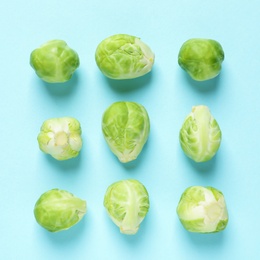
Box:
[95, 34, 155, 79]
[34, 189, 87, 232]
[179, 105, 221, 162]
[30, 39, 80, 83]
[176, 186, 228, 233]
[104, 179, 150, 235]
[178, 38, 224, 81]
[102, 101, 150, 163]
[37, 117, 82, 161]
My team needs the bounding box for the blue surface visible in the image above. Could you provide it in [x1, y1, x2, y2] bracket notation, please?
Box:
[1, 1, 259, 259]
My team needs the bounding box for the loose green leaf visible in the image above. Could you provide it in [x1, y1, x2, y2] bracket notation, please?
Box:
[104, 179, 150, 235]
[37, 117, 82, 160]
[178, 38, 224, 81]
[30, 39, 79, 83]
[95, 34, 154, 79]
[179, 105, 221, 162]
[102, 101, 150, 163]
[34, 189, 87, 232]
[176, 186, 228, 233]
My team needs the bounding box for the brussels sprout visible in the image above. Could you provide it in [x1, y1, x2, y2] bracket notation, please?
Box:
[176, 186, 228, 233]
[179, 105, 221, 162]
[34, 189, 87, 232]
[104, 179, 150, 235]
[37, 117, 82, 160]
[30, 39, 80, 83]
[102, 101, 150, 163]
[178, 38, 224, 81]
[95, 34, 155, 79]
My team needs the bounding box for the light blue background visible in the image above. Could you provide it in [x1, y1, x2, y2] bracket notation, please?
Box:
[1, 1, 259, 259]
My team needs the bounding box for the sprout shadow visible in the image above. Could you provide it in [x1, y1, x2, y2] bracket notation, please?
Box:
[38, 72, 80, 97]
[105, 150, 144, 172]
[45, 152, 82, 173]
[104, 71, 153, 93]
[183, 71, 222, 92]
[181, 151, 218, 176]
[185, 229, 226, 247]
[188, 156, 217, 173]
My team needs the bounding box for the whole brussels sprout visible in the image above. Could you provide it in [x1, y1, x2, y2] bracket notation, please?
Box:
[176, 186, 228, 233]
[34, 189, 87, 232]
[37, 117, 83, 161]
[104, 179, 150, 235]
[102, 101, 150, 163]
[95, 34, 155, 79]
[30, 39, 80, 83]
[179, 105, 221, 162]
[178, 38, 224, 81]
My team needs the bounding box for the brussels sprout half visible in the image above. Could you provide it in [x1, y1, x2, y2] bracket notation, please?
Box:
[102, 101, 150, 163]
[178, 38, 224, 81]
[34, 189, 87, 232]
[104, 179, 150, 235]
[37, 117, 83, 161]
[179, 105, 221, 162]
[176, 186, 228, 233]
[30, 39, 80, 83]
[95, 34, 155, 79]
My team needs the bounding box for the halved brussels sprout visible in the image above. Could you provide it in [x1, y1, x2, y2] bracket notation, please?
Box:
[102, 101, 150, 163]
[34, 189, 87, 232]
[178, 38, 224, 81]
[30, 39, 80, 83]
[176, 186, 228, 233]
[95, 34, 155, 79]
[37, 117, 82, 160]
[179, 105, 221, 162]
[104, 179, 150, 235]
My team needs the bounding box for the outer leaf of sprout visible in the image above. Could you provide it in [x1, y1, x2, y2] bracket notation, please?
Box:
[179, 105, 221, 162]
[37, 117, 82, 160]
[102, 101, 150, 163]
[178, 38, 224, 81]
[95, 34, 155, 79]
[104, 179, 150, 235]
[30, 39, 80, 83]
[176, 186, 228, 233]
[34, 189, 87, 232]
